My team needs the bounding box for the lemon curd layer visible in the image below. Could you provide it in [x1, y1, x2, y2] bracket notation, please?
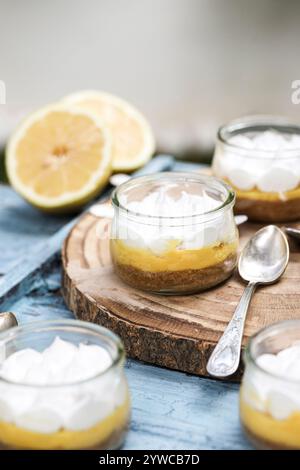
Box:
[240, 398, 300, 449]
[0, 398, 130, 450]
[111, 239, 238, 272]
[229, 182, 300, 202]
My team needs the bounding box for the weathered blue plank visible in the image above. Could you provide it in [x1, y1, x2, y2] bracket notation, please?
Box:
[125, 361, 250, 450]
[0, 159, 252, 450]
[0, 185, 69, 274]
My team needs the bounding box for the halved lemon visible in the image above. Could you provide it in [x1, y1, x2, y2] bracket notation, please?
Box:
[6, 104, 111, 212]
[62, 91, 155, 172]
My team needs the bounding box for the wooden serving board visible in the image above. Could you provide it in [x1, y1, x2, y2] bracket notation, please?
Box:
[62, 213, 300, 380]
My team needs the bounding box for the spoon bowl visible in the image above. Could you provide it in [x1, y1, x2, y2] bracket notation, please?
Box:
[239, 225, 289, 284]
[0, 312, 18, 332]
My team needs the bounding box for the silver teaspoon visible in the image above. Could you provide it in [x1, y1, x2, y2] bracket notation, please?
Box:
[0, 312, 18, 332]
[206, 225, 289, 379]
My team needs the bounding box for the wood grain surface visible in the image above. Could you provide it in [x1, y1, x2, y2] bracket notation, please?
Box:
[62, 211, 300, 379]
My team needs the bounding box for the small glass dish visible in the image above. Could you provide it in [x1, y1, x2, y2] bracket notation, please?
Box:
[212, 116, 300, 222]
[240, 320, 300, 450]
[0, 320, 130, 450]
[110, 172, 238, 295]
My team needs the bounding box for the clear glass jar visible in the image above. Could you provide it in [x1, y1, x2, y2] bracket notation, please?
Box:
[0, 320, 130, 450]
[110, 172, 238, 295]
[240, 320, 300, 450]
[212, 116, 300, 222]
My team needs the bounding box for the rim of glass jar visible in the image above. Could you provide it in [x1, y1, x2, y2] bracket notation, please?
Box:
[218, 115, 300, 159]
[244, 319, 300, 385]
[0, 319, 125, 388]
[111, 172, 235, 226]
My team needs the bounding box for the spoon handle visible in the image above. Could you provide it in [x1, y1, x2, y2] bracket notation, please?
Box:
[206, 281, 257, 378]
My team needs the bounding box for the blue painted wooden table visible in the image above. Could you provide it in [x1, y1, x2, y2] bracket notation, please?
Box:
[0, 161, 251, 450]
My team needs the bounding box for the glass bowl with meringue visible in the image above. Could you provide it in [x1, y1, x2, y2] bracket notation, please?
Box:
[212, 116, 300, 222]
[0, 320, 130, 450]
[240, 320, 300, 450]
[110, 172, 238, 295]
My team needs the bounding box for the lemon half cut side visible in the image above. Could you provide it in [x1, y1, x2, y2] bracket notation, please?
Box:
[63, 90, 155, 172]
[6, 104, 112, 212]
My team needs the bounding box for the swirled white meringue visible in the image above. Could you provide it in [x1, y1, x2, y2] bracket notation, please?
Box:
[242, 343, 300, 420]
[0, 337, 125, 433]
[215, 130, 300, 192]
[116, 185, 235, 254]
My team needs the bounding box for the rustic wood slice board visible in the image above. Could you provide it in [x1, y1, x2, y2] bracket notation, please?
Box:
[62, 212, 300, 381]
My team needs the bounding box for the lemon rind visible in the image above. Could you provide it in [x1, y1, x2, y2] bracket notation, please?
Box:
[62, 90, 155, 172]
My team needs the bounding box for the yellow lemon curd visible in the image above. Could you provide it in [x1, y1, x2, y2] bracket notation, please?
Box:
[229, 183, 300, 202]
[111, 239, 238, 272]
[240, 395, 300, 449]
[0, 397, 130, 450]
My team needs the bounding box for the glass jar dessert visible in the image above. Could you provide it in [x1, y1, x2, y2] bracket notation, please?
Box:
[212, 116, 300, 222]
[240, 320, 300, 450]
[110, 172, 238, 294]
[0, 320, 130, 450]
